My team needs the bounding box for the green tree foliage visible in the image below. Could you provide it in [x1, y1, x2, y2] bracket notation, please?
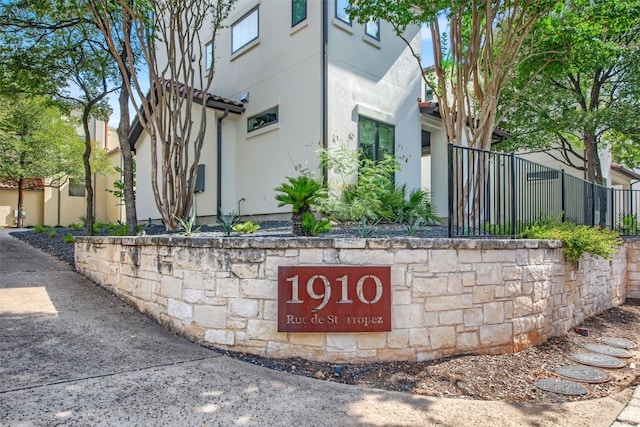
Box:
[0, 96, 85, 227]
[350, 0, 557, 150]
[0, 0, 139, 235]
[499, 0, 640, 182]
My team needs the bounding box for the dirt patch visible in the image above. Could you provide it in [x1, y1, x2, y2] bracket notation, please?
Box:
[213, 301, 640, 404]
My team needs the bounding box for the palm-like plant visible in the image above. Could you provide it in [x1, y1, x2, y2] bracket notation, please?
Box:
[275, 175, 325, 236]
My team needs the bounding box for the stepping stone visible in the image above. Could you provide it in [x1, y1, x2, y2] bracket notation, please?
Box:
[553, 364, 612, 384]
[600, 337, 637, 350]
[569, 352, 626, 369]
[535, 378, 589, 396]
[584, 343, 633, 359]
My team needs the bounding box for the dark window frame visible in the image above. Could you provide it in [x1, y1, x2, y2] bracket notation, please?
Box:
[365, 19, 380, 41]
[292, 0, 307, 27]
[247, 106, 279, 133]
[358, 116, 395, 162]
[335, 0, 351, 25]
[231, 6, 259, 55]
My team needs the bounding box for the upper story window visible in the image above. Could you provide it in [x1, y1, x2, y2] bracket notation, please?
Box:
[365, 19, 380, 41]
[335, 0, 351, 25]
[359, 116, 394, 162]
[292, 0, 307, 27]
[232, 7, 259, 54]
[205, 42, 213, 70]
[248, 106, 278, 132]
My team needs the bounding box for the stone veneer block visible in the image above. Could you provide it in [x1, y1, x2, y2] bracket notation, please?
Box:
[429, 250, 458, 272]
[167, 299, 192, 322]
[193, 305, 226, 328]
[327, 334, 357, 352]
[204, 329, 234, 345]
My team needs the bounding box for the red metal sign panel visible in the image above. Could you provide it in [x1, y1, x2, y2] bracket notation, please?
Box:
[278, 266, 391, 332]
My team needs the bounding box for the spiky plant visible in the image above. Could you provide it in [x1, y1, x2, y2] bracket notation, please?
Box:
[275, 175, 325, 236]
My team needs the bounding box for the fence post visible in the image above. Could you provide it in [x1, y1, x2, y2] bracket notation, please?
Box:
[561, 169, 566, 223]
[448, 143, 454, 238]
[510, 152, 517, 238]
[591, 181, 596, 227]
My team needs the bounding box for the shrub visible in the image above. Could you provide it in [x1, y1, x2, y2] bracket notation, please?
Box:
[68, 223, 83, 230]
[233, 221, 261, 234]
[63, 233, 75, 243]
[275, 175, 326, 236]
[521, 221, 623, 262]
[217, 210, 239, 236]
[173, 215, 201, 237]
[301, 212, 331, 236]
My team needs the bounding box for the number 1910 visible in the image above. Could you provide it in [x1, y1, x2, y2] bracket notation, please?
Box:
[285, 274, 383, 312]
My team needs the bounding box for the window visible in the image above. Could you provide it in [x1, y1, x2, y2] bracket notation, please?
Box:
[335, 0, 351, 25]
[205, 42, 213, 70]
[292, 0, 306, 27]
[365, 19, 380, 40]
[232, 7, 259, 54]
[248, 106, 278, 132]
[359, 116, 394, 162]
[68, 178, 85, 197]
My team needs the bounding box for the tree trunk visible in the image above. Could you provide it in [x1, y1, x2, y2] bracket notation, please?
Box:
[82, 111, 94, 236]
[583, 130, 607, 227]
[117, 84, 138, 235]
[16, 178, 24, 228]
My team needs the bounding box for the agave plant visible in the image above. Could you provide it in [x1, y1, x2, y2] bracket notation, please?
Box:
[275, 175, 325, 236]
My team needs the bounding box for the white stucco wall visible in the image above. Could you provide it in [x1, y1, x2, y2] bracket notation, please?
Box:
[326, 15, 422, 192]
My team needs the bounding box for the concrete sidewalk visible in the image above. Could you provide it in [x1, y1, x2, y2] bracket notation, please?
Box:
[0, 229, 631, 426]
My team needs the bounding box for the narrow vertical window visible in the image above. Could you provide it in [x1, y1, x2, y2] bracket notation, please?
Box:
[292, 0, 306, 27]
[232, 7, 259, 54]
[358, 116, 394, 162]
[335, 0, 351, 25]
[365, 19, 380, 41]
[205, 42, 213, 70]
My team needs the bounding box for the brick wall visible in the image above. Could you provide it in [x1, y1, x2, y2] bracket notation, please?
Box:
[75, 236, 628, 362]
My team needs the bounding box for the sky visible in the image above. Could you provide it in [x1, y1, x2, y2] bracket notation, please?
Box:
[106, 24, 437, 127]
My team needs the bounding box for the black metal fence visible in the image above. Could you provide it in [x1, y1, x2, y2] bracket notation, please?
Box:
[448, 143, 640, 238]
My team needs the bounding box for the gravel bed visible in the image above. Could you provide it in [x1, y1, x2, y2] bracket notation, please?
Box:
[9, 222, 449, 269]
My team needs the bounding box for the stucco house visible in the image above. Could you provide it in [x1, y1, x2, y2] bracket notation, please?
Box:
[132, 0, 435, 223]
[0, 118, 124, 228]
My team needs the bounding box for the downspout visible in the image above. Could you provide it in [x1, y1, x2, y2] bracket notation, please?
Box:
[216, 110, 230, 220]
[322, 0, 328, 184]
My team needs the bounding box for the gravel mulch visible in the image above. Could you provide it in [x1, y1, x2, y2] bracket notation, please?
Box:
[8, 223, 640, 403]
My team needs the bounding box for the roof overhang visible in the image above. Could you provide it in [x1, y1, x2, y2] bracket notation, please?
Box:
[128, 82, 245, 150]
[611, 163, 640, 181]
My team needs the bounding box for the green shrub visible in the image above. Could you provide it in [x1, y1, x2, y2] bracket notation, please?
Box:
[63, 233, 75, 243]
[68, 223, 83, 230]
[217, 210, 239, 236]
[47, 229, 57, 238]
[521, 222, 623, 262]
[301, 212, 331, 236]
[617, 213, 639, 235]
[173, 215, 201, 237]
[34, 225, 47, 234]
[275, 175, 326, 236]
[233, 221, 261, 234]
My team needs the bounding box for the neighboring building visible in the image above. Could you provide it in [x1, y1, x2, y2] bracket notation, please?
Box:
[133, 0, 424, 223]
[0, 117, 124, 228]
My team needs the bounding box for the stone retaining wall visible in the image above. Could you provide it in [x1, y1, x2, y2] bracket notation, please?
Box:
[627, 240, 640, 299]
[75, 236, 630, 362]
